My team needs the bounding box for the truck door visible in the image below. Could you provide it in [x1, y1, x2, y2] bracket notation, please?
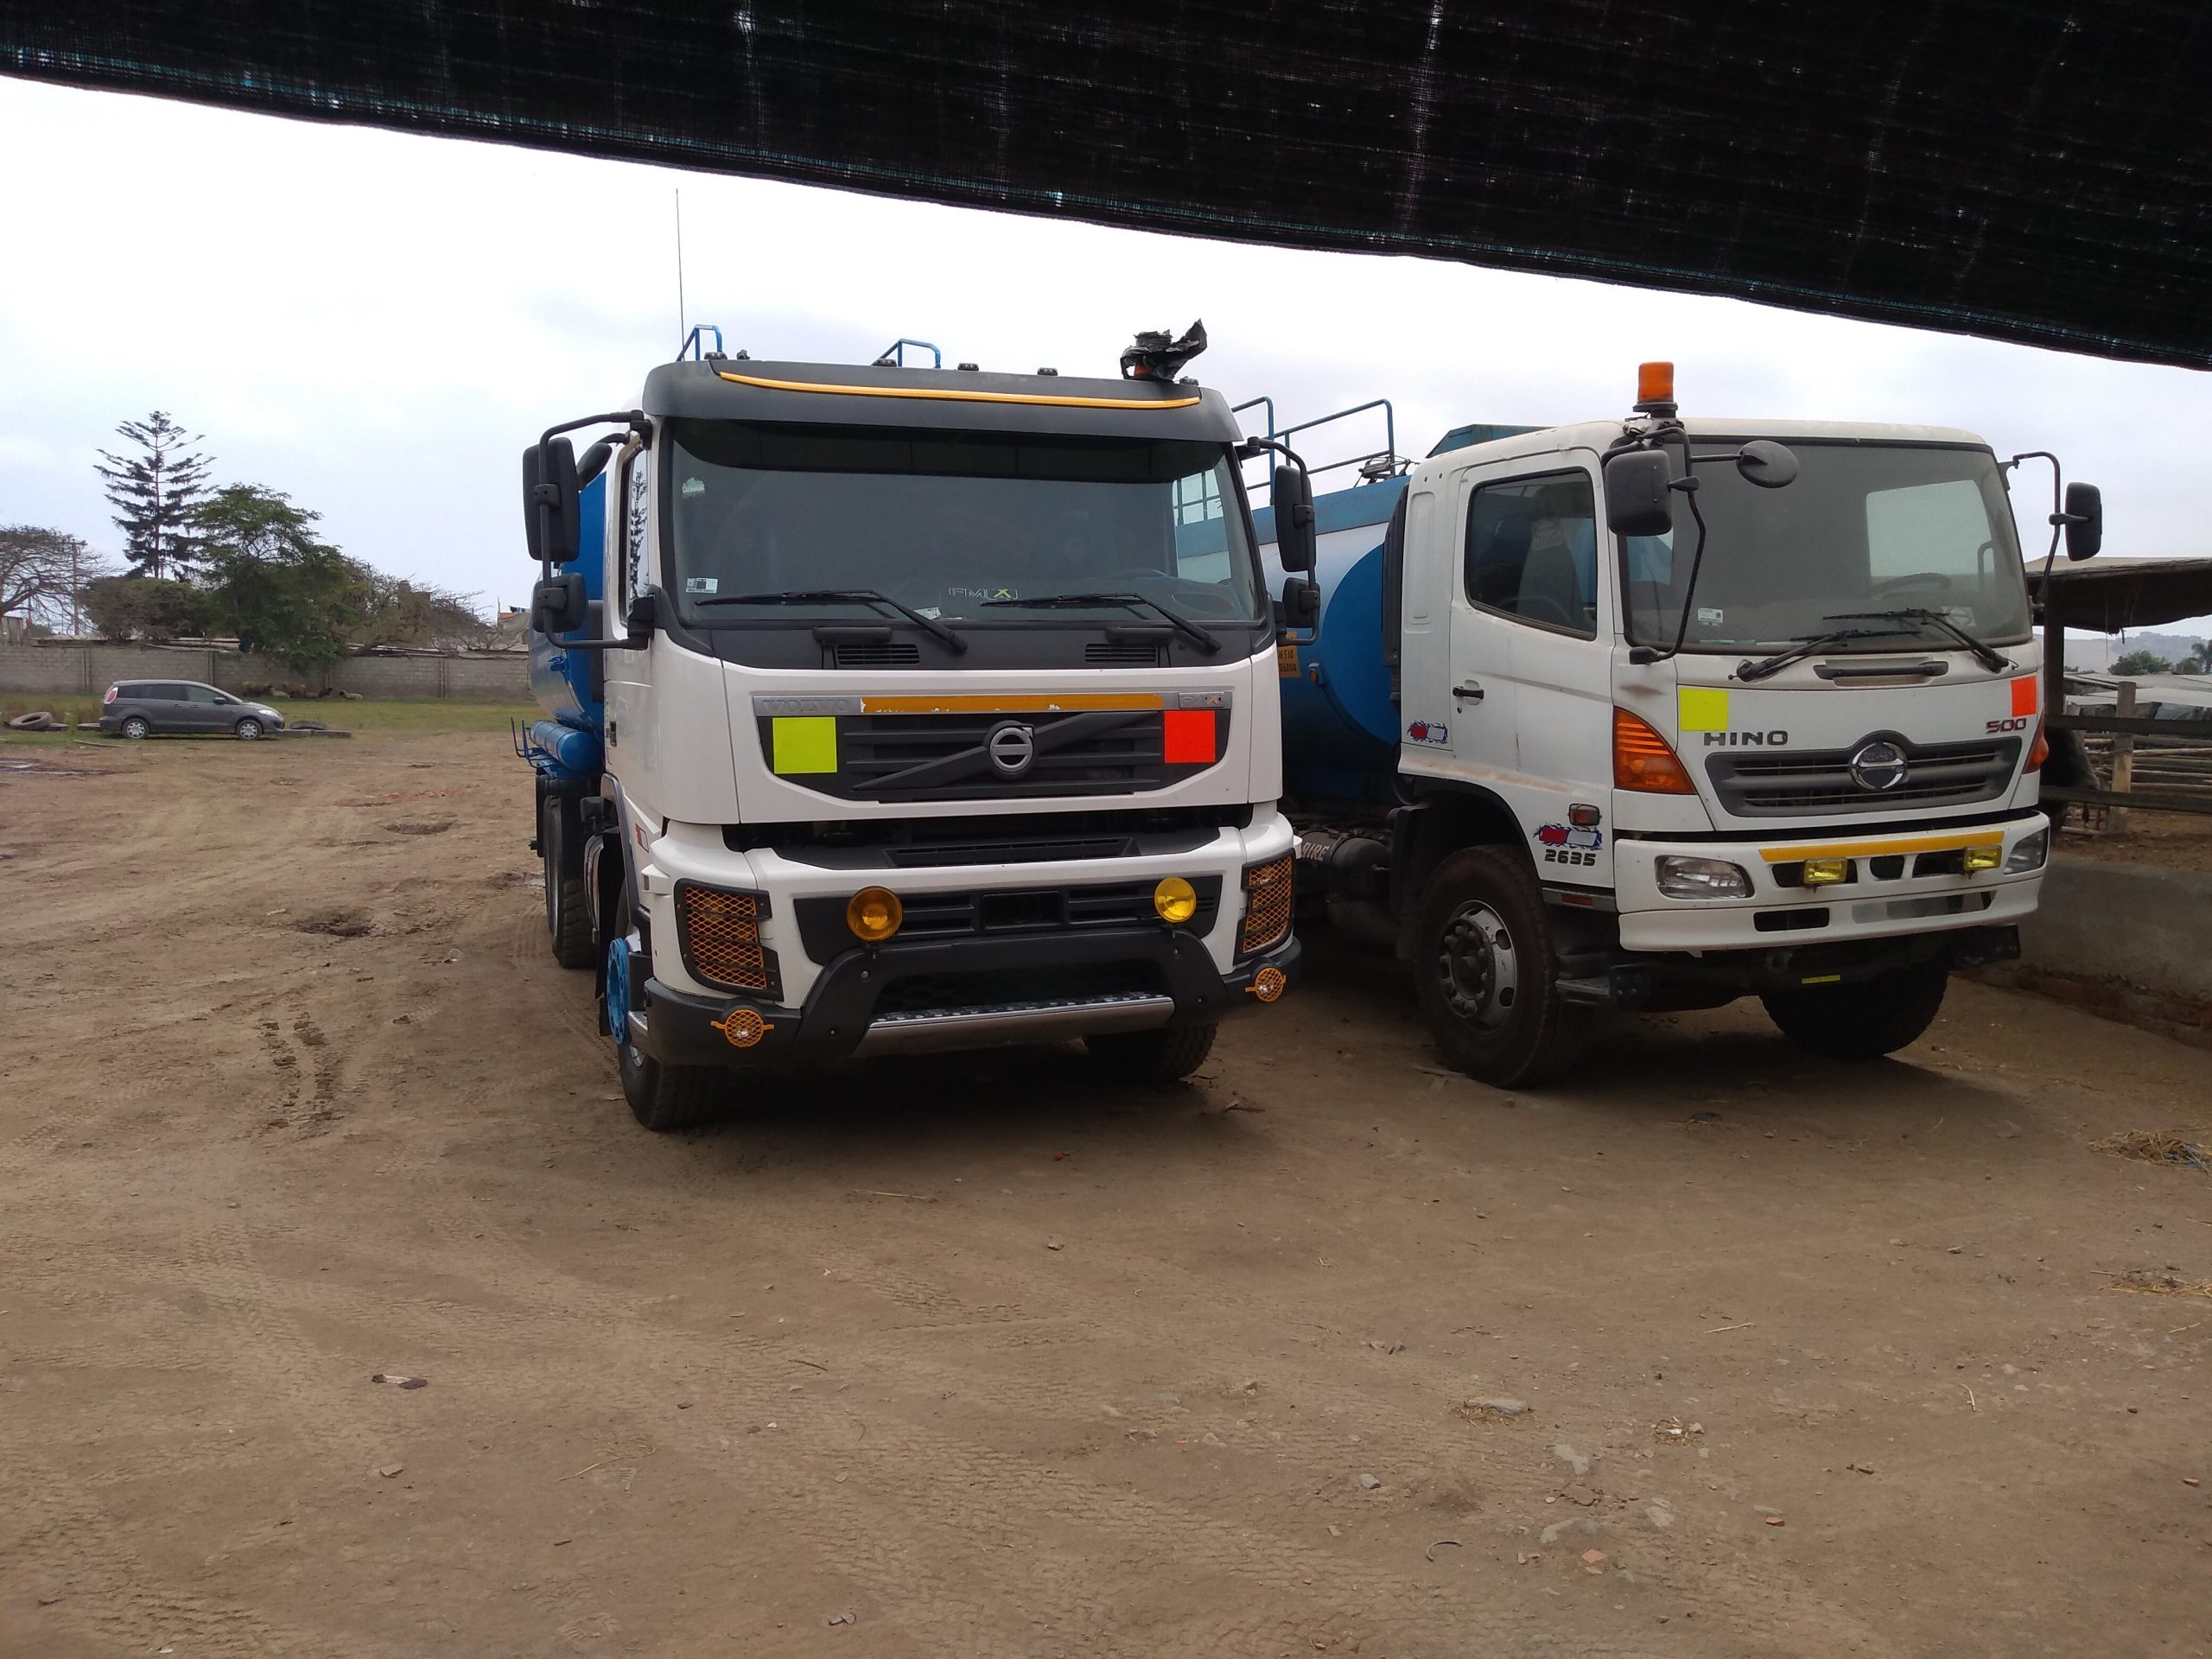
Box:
[604, 445, 654, 810]
[1451, 466, 1614, 876]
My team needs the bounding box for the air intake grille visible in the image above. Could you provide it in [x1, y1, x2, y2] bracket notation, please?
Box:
[1707, 736, 2020, 817]
[1238, 853, 1294, 957]
[1085, 639, 1162, 665]
[833, 640, 921, 667]
[674, 882, 781, 995]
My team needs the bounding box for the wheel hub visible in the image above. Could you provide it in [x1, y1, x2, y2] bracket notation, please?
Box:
[1436, 900, 1517, 1028]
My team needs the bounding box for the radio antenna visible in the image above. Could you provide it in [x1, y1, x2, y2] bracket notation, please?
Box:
[674, 188, 688, 352]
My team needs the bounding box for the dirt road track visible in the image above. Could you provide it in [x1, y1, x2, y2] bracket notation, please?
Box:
[3, 731, 2209, 1657]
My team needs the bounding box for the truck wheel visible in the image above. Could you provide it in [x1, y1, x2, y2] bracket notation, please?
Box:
[1760, 959, 1949, 1060]
[541, 798, 594, 969]
[606, 883, 724, 1131]
[1086, 1023, 1217, 1084]
[1413, 847, 1585, 1088]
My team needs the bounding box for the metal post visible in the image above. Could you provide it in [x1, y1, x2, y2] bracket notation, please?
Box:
[2109, 679, 2136, 836]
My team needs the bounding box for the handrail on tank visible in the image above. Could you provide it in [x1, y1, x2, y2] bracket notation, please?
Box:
[1241, 397, 1403, 507]
[678, 324, 724, 360]
[873, 338, 944, 368]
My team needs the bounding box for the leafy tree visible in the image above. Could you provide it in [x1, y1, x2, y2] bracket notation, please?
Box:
[81, 575, 210, 642]
[192, 485, 361, 673]
[2177, 640, 2212, 675]
[2112, 649, 2171, 676]
[94, 412, 213, 578]
[0, 524, 115, 634]
[353, 568, 490, 647]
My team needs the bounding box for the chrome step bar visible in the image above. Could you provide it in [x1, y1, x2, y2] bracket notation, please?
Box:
[855, 991, 1174, 1055]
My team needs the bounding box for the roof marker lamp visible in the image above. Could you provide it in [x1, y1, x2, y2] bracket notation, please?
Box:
[1655, 856, 1751, 900]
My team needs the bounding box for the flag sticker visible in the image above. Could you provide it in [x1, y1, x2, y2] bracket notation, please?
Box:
[770, 715, 839, 774]
[2011, 676, 2039, 717]
[1677, 688, 1731, 732]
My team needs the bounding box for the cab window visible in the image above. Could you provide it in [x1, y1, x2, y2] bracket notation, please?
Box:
[1464, 471, 1599, 637]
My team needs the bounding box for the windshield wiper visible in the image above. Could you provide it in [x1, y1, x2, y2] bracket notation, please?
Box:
[1735, 626, 1912, 683]
[1822, 608, 2012, 673]
[698, 588, 967, 654]
[978, 591, 1220, 654]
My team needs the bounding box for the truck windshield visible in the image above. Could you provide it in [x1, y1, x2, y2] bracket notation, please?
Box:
[1619, 442, 2031, 652]
[664, 421, 1261, 626]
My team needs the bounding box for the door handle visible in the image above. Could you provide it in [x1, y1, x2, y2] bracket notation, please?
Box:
[1452, 681, 1484, 702]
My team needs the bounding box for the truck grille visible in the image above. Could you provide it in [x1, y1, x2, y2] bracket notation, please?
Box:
[1707, 736, 2020, 817]
[792, 876, 1223, 964]
[673, 882, 782, 995]
[758, 707, 1226, 803]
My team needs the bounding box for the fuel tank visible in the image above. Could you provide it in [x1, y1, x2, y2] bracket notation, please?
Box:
[1255, 478, 1406, 804]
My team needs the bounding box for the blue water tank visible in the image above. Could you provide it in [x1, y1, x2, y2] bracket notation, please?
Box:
[1255, 479, 1405, 803]
[529, 473, 607, 734]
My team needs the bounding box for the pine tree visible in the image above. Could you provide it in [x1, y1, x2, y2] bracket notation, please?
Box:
[94, 411, 213, 579]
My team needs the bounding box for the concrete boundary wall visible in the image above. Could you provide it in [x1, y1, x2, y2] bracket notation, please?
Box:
[0, 644, 529, 702]
[1980, 855, 2212, 1046]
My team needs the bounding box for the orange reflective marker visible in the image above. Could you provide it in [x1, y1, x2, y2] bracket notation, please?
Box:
[2011, 676, 2039, 717]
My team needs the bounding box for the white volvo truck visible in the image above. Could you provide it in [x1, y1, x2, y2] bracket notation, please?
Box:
[521, 326, 1306, 1128]
[1260, 365, 2102, 1085]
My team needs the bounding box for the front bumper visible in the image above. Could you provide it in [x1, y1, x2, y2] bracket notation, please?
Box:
[1611, 812, 2047, 952]
[628, 928, 1300, 1067]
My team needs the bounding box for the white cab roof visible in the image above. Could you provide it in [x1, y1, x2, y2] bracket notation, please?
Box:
[1418, 417, 1993, 482]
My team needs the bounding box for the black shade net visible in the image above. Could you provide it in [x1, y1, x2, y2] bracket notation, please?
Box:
[6, 2, 2209, 367]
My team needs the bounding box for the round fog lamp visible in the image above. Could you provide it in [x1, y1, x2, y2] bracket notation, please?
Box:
[710, 1007, 767, 1049]
[1248, 965, 1287, 1002]
[1154, 876, 1198, 925]
[847, 886, 904, 943]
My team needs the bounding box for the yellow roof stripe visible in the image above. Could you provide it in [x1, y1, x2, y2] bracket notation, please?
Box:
[1758, 830, 2005, 862]
[859, 693, 1163, 715]
[715, 369, 1201, 410]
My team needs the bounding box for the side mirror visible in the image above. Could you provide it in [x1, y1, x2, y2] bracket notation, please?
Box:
[522, 437, 582, 564]
[1274, 463, 1318, 573]
[1735, 439, 1798, 489]
[624, 588, 660, 639]
[531, 572, 587, 636]
[576, 439, 614, 489]
[2063, 481, 2102, 560]
[1281, 576, 1321, 628]
[1603, 448, 1675, 537]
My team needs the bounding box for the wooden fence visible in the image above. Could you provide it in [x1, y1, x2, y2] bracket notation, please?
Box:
[2044, 683, 2212, 820]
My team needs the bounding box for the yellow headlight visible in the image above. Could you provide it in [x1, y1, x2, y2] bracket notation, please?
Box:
[1801, 857, 1850, 887]
[1962, 843, 2003, 874]
[1154, 876, 1198, 925]
[847, 886, 903, 943]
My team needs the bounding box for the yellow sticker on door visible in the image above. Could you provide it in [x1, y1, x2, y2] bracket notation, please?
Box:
[1677, 688, 1731, 732]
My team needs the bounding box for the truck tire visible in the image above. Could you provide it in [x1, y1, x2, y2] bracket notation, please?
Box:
[541, 797, 594, 969]
[1086, 1022, 1217, 1084]
[1412, 847, 1586, 1088]
[607, 882, 725, 1131]
[1760, 959, 1949, 1061]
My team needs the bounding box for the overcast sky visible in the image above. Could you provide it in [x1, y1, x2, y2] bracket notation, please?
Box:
[0, 75, 2203, 636]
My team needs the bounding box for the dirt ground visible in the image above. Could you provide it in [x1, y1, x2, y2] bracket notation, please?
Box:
[3, 728, 2210, 1659]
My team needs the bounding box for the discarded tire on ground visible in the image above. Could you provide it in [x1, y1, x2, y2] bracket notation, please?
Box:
[5, 711, 58, 731]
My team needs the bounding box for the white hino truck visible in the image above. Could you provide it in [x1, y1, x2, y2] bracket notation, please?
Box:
[1258, 364, 2102, 1085]
[518, 326, 1307, 1128]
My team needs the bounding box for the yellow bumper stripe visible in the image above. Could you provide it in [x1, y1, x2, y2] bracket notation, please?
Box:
[858, 693, 1163, 714]
[1758, 830, 2006, 863]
